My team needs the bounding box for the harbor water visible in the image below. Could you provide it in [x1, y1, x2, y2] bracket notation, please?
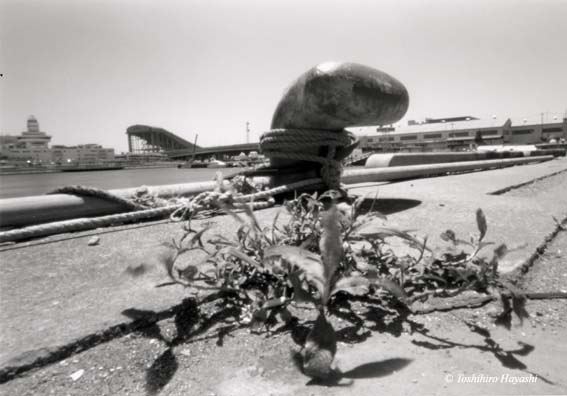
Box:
[0, 167, 245, 199]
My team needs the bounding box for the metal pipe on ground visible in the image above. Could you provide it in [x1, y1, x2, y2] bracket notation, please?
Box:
[364, 151, 525, 168]
[365, 150, 565, 169]
[0, 155, 554, 229]
[0, 180, 222, 229]
[343, 155, 553, 184]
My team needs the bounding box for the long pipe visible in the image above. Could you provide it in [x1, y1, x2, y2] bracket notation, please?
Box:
[0, 181, 221, 229]
[0, 155, 553, 229]
[342, 155, 553, 184]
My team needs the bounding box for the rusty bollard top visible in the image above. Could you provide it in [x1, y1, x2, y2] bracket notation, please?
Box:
[271, 61, 409, 131]
[261, 61, 409, 189]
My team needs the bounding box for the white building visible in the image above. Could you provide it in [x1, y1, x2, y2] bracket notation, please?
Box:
[0, 116, 115, 165]
[351, 114, 567, 153]
[51, 144, 115, 164]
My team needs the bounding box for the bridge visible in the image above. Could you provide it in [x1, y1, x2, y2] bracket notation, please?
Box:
[126, 125, 259, 160]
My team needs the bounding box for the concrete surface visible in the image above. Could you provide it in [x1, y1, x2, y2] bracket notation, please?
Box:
[1, 157, 566, 376]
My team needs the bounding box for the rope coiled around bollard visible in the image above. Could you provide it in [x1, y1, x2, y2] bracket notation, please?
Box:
[259, 128, 359, 190]
[168, 177, 323, 221]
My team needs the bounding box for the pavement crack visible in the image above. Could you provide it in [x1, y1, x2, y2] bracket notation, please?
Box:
[0, 297, 198, 384]
[489, 167, 567, 196]
[505, 214, 567, 284]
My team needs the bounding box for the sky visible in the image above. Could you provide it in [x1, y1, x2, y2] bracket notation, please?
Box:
[1, 0, 566, 153]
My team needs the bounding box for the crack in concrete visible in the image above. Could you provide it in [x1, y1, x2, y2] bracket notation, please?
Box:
[506, 215, 567, 285]
[0, 297, 197, 384]
[489, 168, 567, 196]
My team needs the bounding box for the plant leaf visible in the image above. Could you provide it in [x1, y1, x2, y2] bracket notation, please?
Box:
[331, 275, 370, 296]
[358, 226, 427, 250]
[279, 307, 293, 323]
[476, 208, 488, 241]
[158, 248, 178, 280]
[264, 246, 322, 268]
[440, 229, 456, 242]
[242, 202, 263, 233]
[265, 247, 325, 298]
[477, 241, 495, 250]
[219, 247, 262, 270]
[318, 190, 342, 202]
[372, 277, 409, 304]
[178, 265, 199, 281]
[271, 209, 282, 244]
[319, 203, 343, 303]
[262, 296, 287, 309]
[288, 270, 318, 306]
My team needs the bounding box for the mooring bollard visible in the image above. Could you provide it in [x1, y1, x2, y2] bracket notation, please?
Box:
[0, 62, 412, 233]
[260, 61, 409, 189]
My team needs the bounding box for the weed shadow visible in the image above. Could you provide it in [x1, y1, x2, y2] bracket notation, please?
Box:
[145, 348, 178, 395]
[302, 357, 413, 387]
[341, 357, 413, 379]
[357, 198, 422, 216]
[411, 321, 554, 385]
[121, 298, 242, 395]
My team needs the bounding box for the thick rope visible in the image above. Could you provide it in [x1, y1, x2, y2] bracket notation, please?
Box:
[0, 177, 324, 243]
[260, 128, 359, 190]
[169, 177, 323, 221]
[49, 185, 149, 211]
[0, 206, 179, 243]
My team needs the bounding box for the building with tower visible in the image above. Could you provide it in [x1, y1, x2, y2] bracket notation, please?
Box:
[0, 116, 115, 165]
[17, 116, 52, 149]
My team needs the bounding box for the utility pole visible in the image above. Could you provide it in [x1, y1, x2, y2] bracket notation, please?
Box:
[246, 121, 250, 144]
[541, 112, 544, 142]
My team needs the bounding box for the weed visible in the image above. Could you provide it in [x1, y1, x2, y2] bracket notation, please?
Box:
[128, 188, 529, 380]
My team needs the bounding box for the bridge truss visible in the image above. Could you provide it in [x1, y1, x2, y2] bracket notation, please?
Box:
[126, 125, 199, 154]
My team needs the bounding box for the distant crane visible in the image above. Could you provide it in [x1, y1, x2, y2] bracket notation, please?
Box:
[191, 134, 198, 163]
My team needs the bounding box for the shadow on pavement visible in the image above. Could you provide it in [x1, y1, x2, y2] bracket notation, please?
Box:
[357, 197, 422, 216]
[145, 348, 178, 395]
[341, 357, 413, 379]
[303, 357, 413, 387]
[121, 300, 241, 395]
[411, 321, 555, 385]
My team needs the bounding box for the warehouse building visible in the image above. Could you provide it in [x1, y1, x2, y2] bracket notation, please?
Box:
[352, 115, 567, 153]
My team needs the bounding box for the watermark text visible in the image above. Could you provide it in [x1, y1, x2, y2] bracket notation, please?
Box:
[445, 373, 538, 385]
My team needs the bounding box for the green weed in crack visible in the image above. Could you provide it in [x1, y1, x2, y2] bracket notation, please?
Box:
[127, 189, 529, 381]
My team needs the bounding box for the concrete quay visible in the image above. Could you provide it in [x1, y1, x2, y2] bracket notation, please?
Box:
[1, 157, 566, 391]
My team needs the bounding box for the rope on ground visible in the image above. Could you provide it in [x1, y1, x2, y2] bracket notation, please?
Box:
[49, 185, 149, 211]
[0, 206, 179, 244]
[259, 128, 358, 190]
[0, 176, 325, 243]
[169, 176, 323, 221]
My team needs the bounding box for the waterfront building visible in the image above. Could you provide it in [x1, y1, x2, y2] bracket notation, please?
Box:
[0, 116, 115, 165]
[51, 144, 115, 165]
[17, 116, 52, 149]
[114, 152, 167, 165]
[352, 114, 567, 153]
[0, 116, 53, 163]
